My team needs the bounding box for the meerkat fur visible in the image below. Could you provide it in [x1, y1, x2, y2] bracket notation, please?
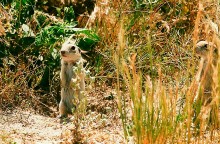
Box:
[59, 36, 86, 118]
[195, 40, 218, 103]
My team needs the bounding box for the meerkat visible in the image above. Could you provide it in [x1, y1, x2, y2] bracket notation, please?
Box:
[195, 40, 218, 103]
[59, 36, 86, 118]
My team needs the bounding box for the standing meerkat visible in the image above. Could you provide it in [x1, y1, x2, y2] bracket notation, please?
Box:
[59, 36, 86, 118]
[195, 40, 218, 103]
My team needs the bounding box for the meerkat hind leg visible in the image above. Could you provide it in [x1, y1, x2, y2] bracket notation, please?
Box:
[59, 100, 68, 118]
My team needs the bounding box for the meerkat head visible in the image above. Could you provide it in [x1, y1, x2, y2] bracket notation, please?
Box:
[60, 39, 82, 62]
[195, 41, 218, 60]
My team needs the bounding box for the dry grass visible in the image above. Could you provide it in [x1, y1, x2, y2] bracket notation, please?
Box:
[88, 0, 220, 143]
[0, 57, 58, 116]
[1, 0, 220, 143]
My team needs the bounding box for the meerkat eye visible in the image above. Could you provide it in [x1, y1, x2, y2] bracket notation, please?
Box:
[71, 46, 76, 50]
[201, 44, 208, 50]
[214, 48, 218, 54]
[78, 48, 81, 53]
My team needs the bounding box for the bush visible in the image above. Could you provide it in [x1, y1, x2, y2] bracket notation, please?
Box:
[0, 1, 99, 115]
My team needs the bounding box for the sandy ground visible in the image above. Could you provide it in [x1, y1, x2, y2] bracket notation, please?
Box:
[0, 110, 63, 143]
[0, 109, 125, 144]
[0, 88, 125, 144]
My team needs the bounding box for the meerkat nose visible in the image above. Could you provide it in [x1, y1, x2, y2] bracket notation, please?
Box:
[61, 51, 66, 55]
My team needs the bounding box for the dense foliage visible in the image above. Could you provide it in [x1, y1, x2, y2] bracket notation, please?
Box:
[0, 0, 99, 113]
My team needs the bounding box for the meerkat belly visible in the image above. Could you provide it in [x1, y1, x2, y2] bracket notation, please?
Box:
[61, 87, 75, 112]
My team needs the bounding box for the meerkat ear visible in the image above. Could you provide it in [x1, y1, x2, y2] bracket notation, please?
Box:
[79, 49, 88, 54]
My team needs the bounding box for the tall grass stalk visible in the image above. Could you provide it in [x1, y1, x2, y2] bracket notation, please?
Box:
[114, 22, 129, 141]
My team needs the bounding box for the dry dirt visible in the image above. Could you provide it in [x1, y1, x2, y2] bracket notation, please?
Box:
[0, 87, 126, 144]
